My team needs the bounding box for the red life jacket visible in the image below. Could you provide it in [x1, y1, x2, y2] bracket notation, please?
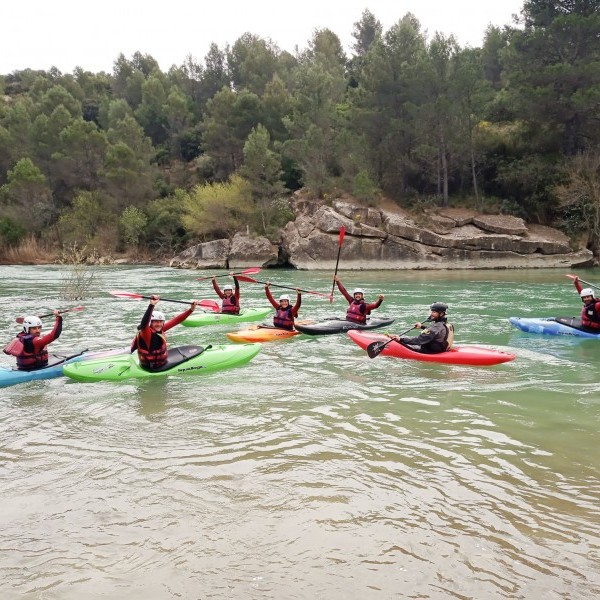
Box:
[221, 296, 239, 314]
[581, 301, 600, 329]
[136, 331, 169, 369]
[346, 300, 367, 324]
[7, 333, 50, 371]
[274, 305, 294, 330]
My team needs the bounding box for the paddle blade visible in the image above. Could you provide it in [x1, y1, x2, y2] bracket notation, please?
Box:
[236, 275, 259, 284]
[565, 274, 577, 281]
[366, 341, 388, 359]
[240, 267, 261, 275]
[197, 299, 220, 312]
[110, 290, 144, 300]
[338, 225, 346, 246]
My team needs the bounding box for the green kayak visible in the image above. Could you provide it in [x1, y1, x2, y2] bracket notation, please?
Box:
[181, 307, 271, 327]
[63, 343, 261, 382]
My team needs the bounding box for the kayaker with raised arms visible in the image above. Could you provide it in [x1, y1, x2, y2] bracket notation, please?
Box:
[212, 274, 240, 314]
[265, 283, 301, 331]
[334, 276, 384, 324]
[3, 310, 63, 371]
[571, 276, 600, 330]
[391, 302, 454, 354]
[132, 295, 198, 371]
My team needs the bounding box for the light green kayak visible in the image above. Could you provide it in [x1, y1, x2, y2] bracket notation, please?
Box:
[63, 343, 261, 382]
[181, 307, 271, 327]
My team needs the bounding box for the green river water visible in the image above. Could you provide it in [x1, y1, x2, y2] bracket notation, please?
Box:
[0, 265, 599, 599]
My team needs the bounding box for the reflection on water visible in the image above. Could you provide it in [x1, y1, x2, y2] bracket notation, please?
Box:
[1, 265, 600, 599]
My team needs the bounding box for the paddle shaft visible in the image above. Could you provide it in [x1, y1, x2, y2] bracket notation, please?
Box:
[330, 226, 346, 303]
[367, 319, 429, 358]
[236, 275, 329, 297]
[573, 276, 600, 292]
[15, 306, 84, 324]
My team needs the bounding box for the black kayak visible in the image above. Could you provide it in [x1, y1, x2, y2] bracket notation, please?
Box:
[294, 316, 395, 336]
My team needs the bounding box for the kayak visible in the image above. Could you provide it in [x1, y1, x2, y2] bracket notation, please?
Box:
[181, 307, 271, 327]
[347, 331, 516, 366]
[226, 324, 304, 343]
[294, 316, 395, 336]
[0, 347, 128, 388]
[509, 316, 600, 339]
[63, 343, 261, 382]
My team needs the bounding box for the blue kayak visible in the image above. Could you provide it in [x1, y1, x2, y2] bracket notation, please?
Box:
[509, 316, 600, 339]
[0, 348, 128, 388]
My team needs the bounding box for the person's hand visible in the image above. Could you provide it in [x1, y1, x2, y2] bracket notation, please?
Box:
[190, 300, 198, 312]
[296, 288, 301, 294]
[334, 276, 340, 282]
[414, 322, 422, 329]
[266, 281, 271, 287]
[378, 294, 384, 300]
[150, 294, 160, 305]
[229, 271, 234, 276]
[53, 309, 60, 317]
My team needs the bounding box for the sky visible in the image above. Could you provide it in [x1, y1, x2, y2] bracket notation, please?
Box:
[2, 0, 525, 75]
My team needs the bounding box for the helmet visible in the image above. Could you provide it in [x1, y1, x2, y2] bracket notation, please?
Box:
[430, 302, 448, 313]
[22, 315, 42, 333]
[151, 310, 166, 322]
[352, 288, 364, 296]
[580, 288, 594, 299]
[279, 294, 290, 302]
[223, 284, 234, 292]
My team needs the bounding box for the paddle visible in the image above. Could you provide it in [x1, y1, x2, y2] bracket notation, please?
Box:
[565, 274, 600, 291]
[235, 275, 331, 297]
[329, 226, 346, 303]
[15, 305, 85, 324]
[366, 320, 429, 359]
[196, 267, 261, 282]
[109, 290, 220, 311]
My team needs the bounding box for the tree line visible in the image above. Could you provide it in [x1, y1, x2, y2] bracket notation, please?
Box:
[1, 0, 599, 260]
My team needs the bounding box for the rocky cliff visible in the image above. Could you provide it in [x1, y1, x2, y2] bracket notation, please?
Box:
[170, 194, 593, 270]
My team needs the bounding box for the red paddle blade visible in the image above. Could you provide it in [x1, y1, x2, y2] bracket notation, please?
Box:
[197, 299, 220, 312]
[109, 290, 144, 300]
[338, 225, 346, 246]
[196, 267, 261, 281]
[235, 275, 258, 283]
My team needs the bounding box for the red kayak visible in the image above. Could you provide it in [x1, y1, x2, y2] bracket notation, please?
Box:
[347, 331, 515, 366]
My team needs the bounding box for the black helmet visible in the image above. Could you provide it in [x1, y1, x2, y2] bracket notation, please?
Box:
[430, 302, 448, 313]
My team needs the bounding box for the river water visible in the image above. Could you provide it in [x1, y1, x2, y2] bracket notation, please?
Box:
[1, 265, 599, 599]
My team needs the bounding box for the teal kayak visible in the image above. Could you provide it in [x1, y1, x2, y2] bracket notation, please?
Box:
[181, 307, 271, 327]
[0, 347, 128, 388]
[63, 343, 261, 382]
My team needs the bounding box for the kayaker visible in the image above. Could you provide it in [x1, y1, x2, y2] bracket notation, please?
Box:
[132, 295, 199, 371]
[572, 277, 600, 330]
[3, 311, 63, 371]
[390, 302, 454, 354]
[334, 276, 384, 324]
[212, 274, 240, 314]
[265, 283, 301, 331]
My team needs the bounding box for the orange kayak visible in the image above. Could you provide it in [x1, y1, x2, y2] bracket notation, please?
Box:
[226, 323, 309, 343]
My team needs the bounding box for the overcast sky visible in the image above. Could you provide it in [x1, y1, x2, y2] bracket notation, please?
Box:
[3, 1, 525, 75]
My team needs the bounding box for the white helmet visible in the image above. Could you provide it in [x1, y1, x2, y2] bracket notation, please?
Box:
[279, 294, 290, 302]
[223, 284, 234, 292]
[352, 288, 364, 296]
[22, 315, 42, 333]
[580, 288, 595, 299]
[151, 310, 166, 321]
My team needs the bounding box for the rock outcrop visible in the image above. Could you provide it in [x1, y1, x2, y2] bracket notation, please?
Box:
[170, 195, 593, 270]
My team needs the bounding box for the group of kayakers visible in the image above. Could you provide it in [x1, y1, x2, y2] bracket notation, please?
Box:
[6, 273, 598, 374]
